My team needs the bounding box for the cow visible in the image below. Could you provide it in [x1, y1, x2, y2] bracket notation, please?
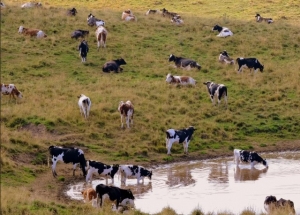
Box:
[67, 7, 77, 16]
[78, 39, 89, 63]
[121, 9, 137, 21]
[166, 126, 196, 155]
[212, 25, 233, 37]
[255, 13, 273, 24]
[169, 54, 201, 70]
[102, 58, 127, 73]
[236, 57, 264, 73]
[264, 195, 295, 214]
[78, 94, 91, 119]
[95, 184, 135, 209]
[95, 26, 107, 51]
[203, 81, 228, 107]
[165, 74, 196, 86]
[119, 165, 152, 184]
[161, 8, 180, 19]
[85, 160, 119, 184]
[48, 145, 87, 178]
[87, 13, 105, 26]
[71, 30, 89, 39]
[118, 100, 134, 128]
[234, 149, 268, 168]
[18, 26, 47, 38]
[219, 50, 235, 64]
[21, 2, 42, 8]
[81, 187, 97, 202]
[171, 16, 184, 25]
[1, 83, 23, 100]
[145, 9, 161, 15]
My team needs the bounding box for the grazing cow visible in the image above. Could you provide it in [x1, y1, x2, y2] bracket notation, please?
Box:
[71, 30, 89, 39]
[18, 26, 47, 38]
[95, 184, 135, 209]
[95, 26, 107, 51]
[120, 165, 152, 184]
[121, 9, 137, 21]
[203, 81, 228, 107]
[161, 8, 180, 19]
[48, 145, 87, 178]
[165, 74, 196, 86]
[145, 9, 161, 15]
[118, 100, 134, 128]
[86, 160, 119, 183]
[169, 54, 201, 70]
[78, 40, 89, 63]
[171, 16, 184, 25]
[21, 2, 42, 8]
[212, 25, 233, 37]
[67, 7, 77, 16]
[87, 13, 105, 26]
[219, 50, 235, 64]
[234, 149, 268, 168]
[102, 58, 127, 73]
[1, 83, 23, 100]
[81, 187, 97, 202]
[255, 13, 273, 24]
[236, 57, 264, 73]
[166, 126, 196, 155]
[264, 195, 295, 214]
[78, 94, 91, 119]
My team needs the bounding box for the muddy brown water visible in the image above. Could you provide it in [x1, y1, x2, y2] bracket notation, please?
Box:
[66, 151, 300, 215]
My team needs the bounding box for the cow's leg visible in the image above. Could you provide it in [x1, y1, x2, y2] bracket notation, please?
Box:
[167, 140, 174, 155]
[210, 95, 215, 105]
[51, 158, 58, 177]
[126, 116, 130, 128]
[120, 115, 124, 128]
[86, 170, 92, 183]
[73, 163, 78, 176]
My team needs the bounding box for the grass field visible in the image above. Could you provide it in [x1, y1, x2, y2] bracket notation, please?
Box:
[1, 0, 300, 214]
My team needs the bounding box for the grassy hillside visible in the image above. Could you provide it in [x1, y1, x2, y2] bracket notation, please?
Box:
[1, 0, 300, 214]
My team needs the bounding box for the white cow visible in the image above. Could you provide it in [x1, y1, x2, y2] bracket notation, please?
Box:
[78, 94, 91, 119]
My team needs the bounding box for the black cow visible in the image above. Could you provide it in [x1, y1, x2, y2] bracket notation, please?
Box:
[71, 30, 89, 40]
[234, 149, 268, 168]
[102, 58, 127, 73]
[166, 126, 196, 155]
[236, 57, 264, 73]
[85, 160, 119, 183]
[203, 81, 228, 107]
[169, 54, 201, 70]
[264, 195, 295, 214]
[119, 165, 152, 184]
[95, 184, 135, 208]
[67, 8, 77, 16]
[78, 40, 89, 63]
[48, 145, 87, 178]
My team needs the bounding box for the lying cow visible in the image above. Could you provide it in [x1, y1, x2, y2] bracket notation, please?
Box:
[48, 145, 87, 178]
[255, 13, 273, 24]
[85, 160, 119, 183]
[78, 94, 91, 119]
[95, 184, 135, 209]
[118, 100, 134, 128]
[212, 24, 233, 37]
[236, 57, 264, 73]
[95, 26, 108, 50]
[87, 13, 105, 26]
[219, 50, 235, 64]
[165, 74, 196, 86]
[122, 9, 137, 21]
[1, 83, 23, 100]
[264, 195, 295, 214]
[81, 187, 97, 202]
[18, 26, 47, 38]
[120, 165, 152, 184]
[102, 58, 126, 73]
[145, 9, 161, 15]
[171, 16, 184, 25]
[71, 30, 89, 39]
[21, 2, 42, 8]
[166, 126, 196, 155]
[203, 81, 228, 107]
[67, 7, 77, 16]
[161, 8, 180, 19]
[169, 54, 201, 70]
[234, 149, 268, 168]
[78, 39, 89, 63]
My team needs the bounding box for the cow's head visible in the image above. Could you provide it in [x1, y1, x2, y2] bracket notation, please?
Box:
[259, 64, 264, 72]
[212, 25, 222, 32]
[87, 13, 94, 20]
[165, 73, 174, 83]
[220, 50, 229, 57]
[117, 58, 127, 65]
[169, 54, 176, 62]
[161, 8, 167, 13]
[255, 13, 261, 18]
[18, 26, 24, 33]
[126, 189, 135, 200]
[264, 195, 277, 204]
[147, 171, 152, 180]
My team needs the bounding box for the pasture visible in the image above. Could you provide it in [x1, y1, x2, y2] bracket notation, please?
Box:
[1, 0, 300, 214]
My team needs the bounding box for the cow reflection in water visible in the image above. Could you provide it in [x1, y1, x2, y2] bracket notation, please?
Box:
[234, 165, 268, 181]
[166, 167, 195, 187]
[121, 182, 152, 196]
[208, 162, 229, 183]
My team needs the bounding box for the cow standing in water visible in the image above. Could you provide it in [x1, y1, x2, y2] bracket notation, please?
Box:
[234, 149, 268, 168]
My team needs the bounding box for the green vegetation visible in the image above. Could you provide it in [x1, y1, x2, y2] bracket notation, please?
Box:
[1, 0, 300, 214]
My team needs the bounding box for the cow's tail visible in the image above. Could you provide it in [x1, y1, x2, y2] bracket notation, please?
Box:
[224, 86, 228, 106]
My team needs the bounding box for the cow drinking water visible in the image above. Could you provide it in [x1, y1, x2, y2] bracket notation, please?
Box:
[85, 160, 119, 184]
[119, 165, 152, 184]
[234, 149, 268, 168]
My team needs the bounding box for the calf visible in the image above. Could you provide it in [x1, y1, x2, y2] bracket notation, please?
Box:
[118, 100, 134, 128]
[234, 149, 268, 168]
[169, 54, 201, 70]
[18, 26, 47, 38]
[78, 94, 91, 119]
[165, 74, 196, 86]
[78, 40, 89, 63]
[203, 81, 228, 107]
[102, 58, 127, 73]
[81, 187, 97, 202]
[87, 13, 105, 27]
[95, 26, 108, 50]
[21, 2, 42, 8]
[71, 30, 89, 39]
[1, 83, 23, 100]
[255, 13, 273, 24]
[120, 165, 152, 184]
[67, 7, 77, 16]
[212, 25, 233, 37]
[145, 9, 161, 15]
[236, 57, 264, 73]
[86, 160, 119, 183]
[95, 184, 135, 209]
[166, 126, 196, 155]
[161, 8, 180, 19]
[121, 9, 137, 21]
[219, 50, 235, 64]
[48, 145, 87, 178]
[264, 195, 295, 214]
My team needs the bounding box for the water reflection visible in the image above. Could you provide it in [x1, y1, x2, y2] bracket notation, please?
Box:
[234, 165, 268, 181]
[208, 162, 229, 183]
[122, 182, 152, 196]
[166, 166, 195, 187]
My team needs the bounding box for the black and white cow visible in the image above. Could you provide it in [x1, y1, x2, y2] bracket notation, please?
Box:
[264, 195, 295, 214]
[71, 30, 89, 39]
[85, 160, 119, 183]
[219, 50, 235, 64]
[102, 58, 127, 73]
[203, 81, 228, 107]
[87, 13, 105, 27]
[255, 13, 273, 24]
[234, 149, 268, 168]
[212, 25, 233, 37]
[48, 145, 87, 178]
[119, 165, 152, 184]
[78, 40, 89, 63]
[95, 184, 135, 209]
[166, 126, 196, 155]
[169, 54, 201, 70]
[236, 57, 264, 73]
[145, 9, 161, 15]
